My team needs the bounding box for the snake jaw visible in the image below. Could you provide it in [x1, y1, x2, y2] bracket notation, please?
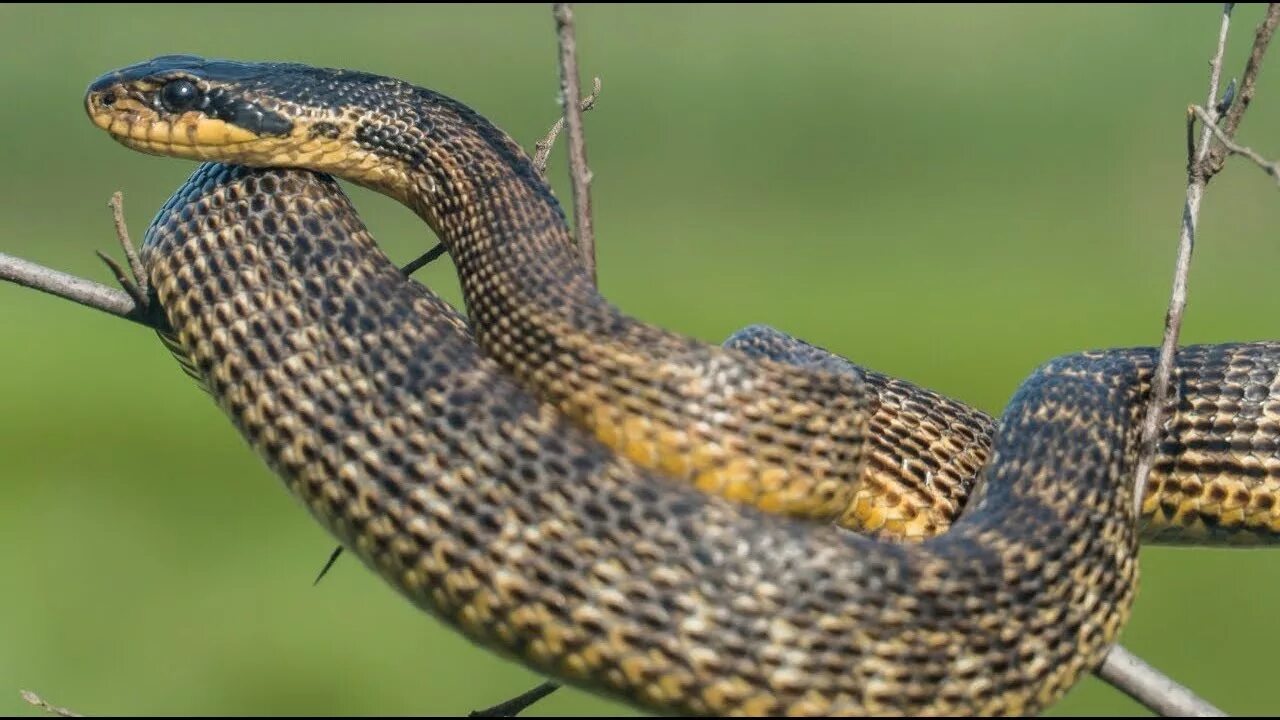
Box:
[87, 113, 254, 165]
[86, 91, 299, 170]
[85, 61, 294, 163]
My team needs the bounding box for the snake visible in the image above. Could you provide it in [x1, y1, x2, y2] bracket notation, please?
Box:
[81, 55, 1280, 715]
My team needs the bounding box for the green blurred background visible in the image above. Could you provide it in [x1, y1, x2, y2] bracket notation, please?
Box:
[1, 3, 1278, 716]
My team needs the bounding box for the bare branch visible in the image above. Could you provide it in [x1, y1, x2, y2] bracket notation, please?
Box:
[552, 3, 598, 286]
[1192, 104, 1280, 184]
[1097, 646, 1226, 717]
[0, 251, 155, 328]
[20, 690, 82, 718]
[533, 76, 602, 175]
[0, 189, 164, 329]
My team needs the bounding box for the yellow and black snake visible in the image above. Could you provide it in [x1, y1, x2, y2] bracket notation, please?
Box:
[83, 55, 1280, 715]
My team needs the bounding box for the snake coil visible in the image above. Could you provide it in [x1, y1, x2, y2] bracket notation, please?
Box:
[84, 56, 1280, 715]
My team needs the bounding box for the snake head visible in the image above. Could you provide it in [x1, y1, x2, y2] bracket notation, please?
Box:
[85, 55, 419, 196]
[85, 55, 301, 161]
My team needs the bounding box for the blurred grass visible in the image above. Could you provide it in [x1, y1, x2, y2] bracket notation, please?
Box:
[2, 3, 1279, 716]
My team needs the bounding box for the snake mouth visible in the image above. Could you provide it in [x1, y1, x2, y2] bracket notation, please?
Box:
[85, 84, 271, 163]
[88, 112, 259, 162]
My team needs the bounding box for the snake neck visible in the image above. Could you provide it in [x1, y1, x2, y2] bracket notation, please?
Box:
[356, 93, 596, 314]
[329, 87, 613, 353]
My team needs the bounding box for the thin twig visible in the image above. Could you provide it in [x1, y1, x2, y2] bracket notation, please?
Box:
[20, 690, 82, 718]
[1102, 5, 1259, 717]
[552, 3, 597, 285]
[96, 250, 147, 309]
[468, 680, 561, 718]
[1097, 646, 1226, 717]
[533, 76, 602, 176]
[312, 545, 344, 586]
[400, 242, 448, 277]
[98, 191, 152, 309]
[1192, 104, 1280, 184]
[110, 192, 147, 298]
[1205, 3, 1280, 178]
[1130, 1, 1232, 525]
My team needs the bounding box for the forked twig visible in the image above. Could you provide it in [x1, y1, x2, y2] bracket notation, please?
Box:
[0, 191, 162, 329]
[1192, 104, 1280, 185]
[109, 192, 147, 298]
[333, 55, 607, 591]
[459, 5, 599, 713]
[1205, 4, 1280, 178]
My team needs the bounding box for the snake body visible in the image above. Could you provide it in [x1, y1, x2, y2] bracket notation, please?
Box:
[84, 56, 1280, 714]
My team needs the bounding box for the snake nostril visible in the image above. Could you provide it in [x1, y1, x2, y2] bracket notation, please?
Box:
[100, 92, 116, 107]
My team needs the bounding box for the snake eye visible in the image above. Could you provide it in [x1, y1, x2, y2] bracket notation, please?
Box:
[159, 79, 201, 113]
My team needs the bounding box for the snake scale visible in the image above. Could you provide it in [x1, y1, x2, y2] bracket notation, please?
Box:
[80, 56, 1280, 715]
